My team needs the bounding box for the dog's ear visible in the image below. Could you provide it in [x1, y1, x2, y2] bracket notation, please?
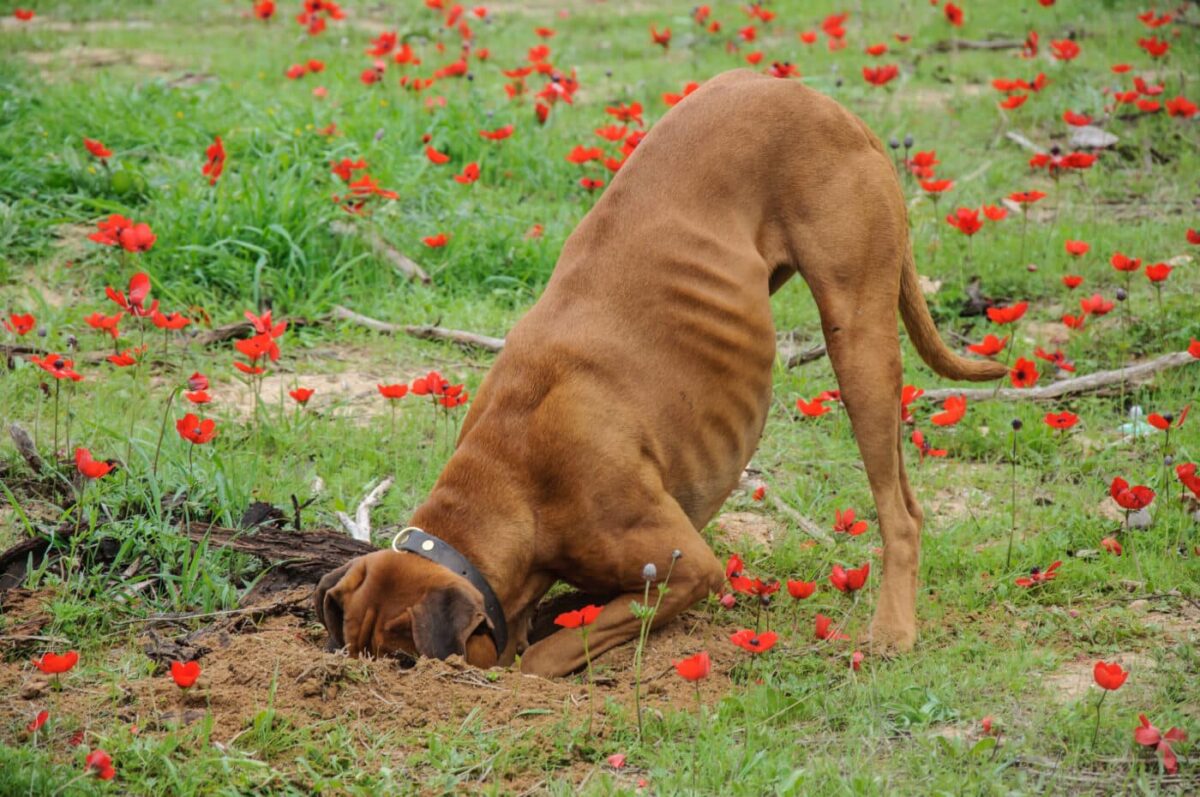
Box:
[314, 560, 359, 652]
[408, 583, 492, 660]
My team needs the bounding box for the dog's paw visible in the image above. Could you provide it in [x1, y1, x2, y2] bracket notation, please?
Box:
[867, 618, 917, 657]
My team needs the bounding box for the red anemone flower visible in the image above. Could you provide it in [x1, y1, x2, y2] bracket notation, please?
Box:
[105, 271, 153, 315]
[829, 563, 870, 593]
[1134, 714, 1186, 774]
[986, 301, 1028, 324]
[1008, 191, 1046, 207]
[1014, 560, 1061, 587]
[85, 749, 116, 781]
[1079, 294, 1114, 315]
[289, 387, 314, 404]
[1050, 40, 1080, 61]
[1062, 110, 1092, 126]
[1093, 661, 1128, 691]
[423, 233, 449, 247]
[729, 629, 778, 654]
[1043, 411, 1079, 430]
[87, 309, 125, 339]
[170, 660, 201, 689]
[84, 138, 112, 159]
[943, 3, 963, 26]
[1110, 252, 1141, 273]
[786, 580, 815, 599]
[862, 64, 899, 87]
[1062, 275, 1083, 289]
[32, 651, 79, 674]
[4, 313, 35, 336]
[796, 396, 830, 418]
[650, 25, 671, 49]
[26, 710, 49, 733]
[833, 508, 868, 536]
[1064, 240, 1089, 256]
[555, 605, 603, 628]
[967, 334, 1008, 357]
[378, 383, 409, 400]
[1109, 477, 1154, 511]
[75, 448, 114, 479]
[1010, 357, 1039, 388]
[815, 613, 850, 641]
[931, 395, 966, 426]
[1034, 347, 1074, 372]
[1101, 537, 1122, 555]
[920, 179, 953, 194]
[176, 414, 217, 445]
[331, 158, 368, 181]
[1144, 263, 1172, 283]
[479, 125, 514, 141]
[673, 651, 711, 681]
[202, 135, 225, 185]
[982, 204, 1008, 221]
[453, 162, 480, 184]
[911, 428, 947, 460]
[30, 354, 83, 381]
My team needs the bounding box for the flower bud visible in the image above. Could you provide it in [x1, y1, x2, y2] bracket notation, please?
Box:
[642, 563, 657, 582]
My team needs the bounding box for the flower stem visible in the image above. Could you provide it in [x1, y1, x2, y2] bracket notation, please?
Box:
[1092, 690, 1107, 746]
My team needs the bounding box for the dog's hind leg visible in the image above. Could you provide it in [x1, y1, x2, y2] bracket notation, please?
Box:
[518, 505, 725, 678]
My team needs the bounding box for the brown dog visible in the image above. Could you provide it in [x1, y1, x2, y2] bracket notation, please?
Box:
[315, 69, 1006, 678]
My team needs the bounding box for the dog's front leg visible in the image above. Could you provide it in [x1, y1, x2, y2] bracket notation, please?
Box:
[519, 525, 724, 678]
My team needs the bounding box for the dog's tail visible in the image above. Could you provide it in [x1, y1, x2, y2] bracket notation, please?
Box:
[898, 247, 1007, 382]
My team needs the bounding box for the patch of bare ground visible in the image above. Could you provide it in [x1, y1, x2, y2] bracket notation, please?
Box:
[712, 511, 782, 550]
[0, 18, 153, 33]
[1039, 651, 1155, 705]
[21, 47, 175, 80]
[0, 585, 753, 764]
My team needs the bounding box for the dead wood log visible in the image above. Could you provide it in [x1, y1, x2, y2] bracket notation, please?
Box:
[783, 345, 827, 368]
[927, 38, 1025, 53]
[180, 523, 377, 581]
[8, 422, 44, 473]
[920, 351, 1196, 403]
[330, 221, 432, 284]
[193, 316, 315, 347]
[331, 305, 506, 353]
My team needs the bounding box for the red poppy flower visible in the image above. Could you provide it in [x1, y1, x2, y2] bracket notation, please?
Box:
[1014, 560, 1061, 587]
[911, 428, 947, 461]
[663, 81, 701, 106]
[1008, 191, 1046, 206]
[253, 0, 275, 20]
[1144, 263, 1172, 283]
[751, 485, 765, 501]
[862, 64, 899, 87]
[555, 604, 603, 628]
[920, 179, 953, 194]
[1166, 97, 1198, 118]
[594, 124, 628, 142]
[108, 348, 143, 367]
[834, 508, 869, 536]
[724, 553, 744, 580]
[605, 102, 644, 126]
[1110, 252, 1141, 273]
[453, 162, 480, 185]
[829, 563, 870, 593]
[745, 51, 764, 65]
[1060, 275, 1083, 290]
[967, 334, 1008, 357]
[378, 383, 409, 400]
[908, 150, 939, 177]
[1191, 339, 1200, 359]
[650, 24, 671, 49]
[815, 613, 849, 641]
[85, 749, 115, 781]
[729, 629, 778, 654]
[673, 651, 711, 681]
[579, 177, 605, 192]
[3, 312, 35, 336]
[999, 94, 1028, 110]
[14, 8, 34, 20]
[32, 651, 79, 674]
[1010, 357, 1039, 388]
[565, 145, 604, 164]
[116, 223, 156, 253]
[348, 174, 398, 200]
[331, 158, 368, 181]
[931, 395, 967, 427]
[185, 391, 211, 405]
[235, 332, 280, 363]
[286, 63, 307, 79]
[89, 214, 132, 247]
[1137, 36, 1169, 58]
[170, 660, 201, 689]
[1050, 39, 1079, 61]
[946, 207, 983, 235]
[30, 354, 83, 381]
[289, 388, 314, 404]
[1064, 240, 1089, 257]
[84, 138, 112, 159]
[1134, 714, 1186, 774]
[865, 43, 888, 56]
[1044, 411, 1079, 430]
[986, 301, 1028, 324]
[1177, 463, 1200, 499]
[176, 414, 216, 445]
[1034, 347, 1074, 372]
[422, 233, 449, 247]
[202, 135, 225, 185]
[1079, 293, 1114, 315]
[943, 2, 963, 26]
[1100, 537, 1122, 555]
[1093, 661, 1128, 691]
[786, 580, 815, 599]
[982, 205, 1008, 221]
[1110, 477, 1154, 511]
[26, 710, 49, 733]
[1062, 110, 1092, 126]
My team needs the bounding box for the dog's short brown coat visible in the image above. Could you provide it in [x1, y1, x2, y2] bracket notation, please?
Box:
[316, 70, 1005, 677]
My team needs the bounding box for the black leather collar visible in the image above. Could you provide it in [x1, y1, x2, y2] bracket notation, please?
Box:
[391, 527, 508, 655]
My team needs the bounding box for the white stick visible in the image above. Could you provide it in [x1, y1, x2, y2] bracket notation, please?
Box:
[337, 476, 395, 542]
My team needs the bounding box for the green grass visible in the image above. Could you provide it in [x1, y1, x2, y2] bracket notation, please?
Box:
[2, 0, 1199, 794]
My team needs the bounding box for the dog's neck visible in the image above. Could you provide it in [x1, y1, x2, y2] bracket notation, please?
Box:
[407, 441, 537, 621]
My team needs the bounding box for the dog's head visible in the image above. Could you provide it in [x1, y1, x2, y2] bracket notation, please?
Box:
[314, 550, 497, 666]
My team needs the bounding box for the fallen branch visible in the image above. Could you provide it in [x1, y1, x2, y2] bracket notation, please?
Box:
[331, 305, 506, 353]
[920, 351, 1196, 403]
[8, 422, 44, 473]
[179, 523, 376, 580]
[194, 316, 315, 347]
[330, 221, 431, 284]
[337, 476, 395, 542]
[783, 345, 827, 369]
[1004, 130, 1041, 153]
[927, 38, 1024, 53]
